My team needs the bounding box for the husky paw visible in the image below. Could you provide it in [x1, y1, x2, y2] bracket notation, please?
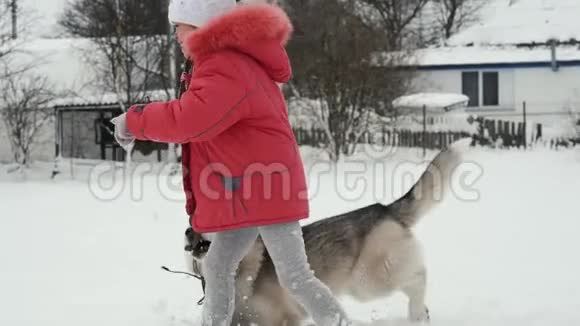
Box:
[408, 306, 430, 323]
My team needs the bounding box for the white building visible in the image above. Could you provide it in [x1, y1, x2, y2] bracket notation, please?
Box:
[1, 1, 179, 164]
[0, 38, 173, 163]
[409, 0, 580, 138]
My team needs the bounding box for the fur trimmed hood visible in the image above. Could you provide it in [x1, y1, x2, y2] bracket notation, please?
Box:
[184, 3, 294, 82]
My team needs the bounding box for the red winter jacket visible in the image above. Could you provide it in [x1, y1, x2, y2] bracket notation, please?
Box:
[126, 4, 309, 233]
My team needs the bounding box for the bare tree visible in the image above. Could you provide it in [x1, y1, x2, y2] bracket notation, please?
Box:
[284, 0, 413, 161]
[355, 0, 485, 48]
[0, 74, 57, 167]
[563, 94, 580, 143]
[571, 112, 580, 142]
[0, 1, 14, 57]
[357, 0, 430, 50]
[60, 0, 174, 106]
[0, 0, 17, 42]
[433, 0, 485, 40]
[0, 1, 31, 79]
[0, 2, 57, 168]
[60, 0, 177, 164]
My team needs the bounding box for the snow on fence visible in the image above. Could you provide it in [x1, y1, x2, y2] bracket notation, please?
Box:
[470, 116, 543, 148]
[383, 129, 471, 149]
[292, 126, 471, 150]
[292, 117, 545, 150]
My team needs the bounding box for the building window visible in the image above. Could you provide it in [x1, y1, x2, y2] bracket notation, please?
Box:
[483, 72, 499, 106]
[462, 71, 500, 107]
[462, 71, 479, 107]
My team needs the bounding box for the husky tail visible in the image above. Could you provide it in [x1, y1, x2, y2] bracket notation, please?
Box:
[384, 138, 470, 228]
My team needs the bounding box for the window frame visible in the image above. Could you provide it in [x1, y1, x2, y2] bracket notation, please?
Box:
[482, 71, 499, 107]
[461, 71, 480, 108]
[461, 70, 501, 108]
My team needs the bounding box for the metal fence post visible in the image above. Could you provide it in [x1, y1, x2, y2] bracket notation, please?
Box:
[422, 104, 427, 157]
[523, 101, 527, 149]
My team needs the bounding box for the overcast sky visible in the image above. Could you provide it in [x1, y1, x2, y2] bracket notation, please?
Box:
[20, 0, 69, 37]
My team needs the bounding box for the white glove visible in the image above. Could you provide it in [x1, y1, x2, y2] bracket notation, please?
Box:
[111, 113, 135, 151]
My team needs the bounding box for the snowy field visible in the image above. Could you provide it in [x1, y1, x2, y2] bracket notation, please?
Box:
[1, 144, 580, 326]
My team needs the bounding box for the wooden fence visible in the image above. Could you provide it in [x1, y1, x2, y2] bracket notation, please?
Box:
[293, 117, 543, 150]
[388, 130, 472, 149]
[471, 117, 542, 148]
[293, 127, 471, 150]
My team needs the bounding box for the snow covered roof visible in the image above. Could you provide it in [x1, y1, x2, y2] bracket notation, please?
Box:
[407, 45, 580, 68]
[375, 0, 580, 68]
[3, 37, 175, 108]
[392, 93, 469, 111]
[50, 89, 176, 108]
[448, 0, 580, 46]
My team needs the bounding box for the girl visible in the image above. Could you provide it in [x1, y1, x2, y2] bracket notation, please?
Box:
[111, 1, 351, 325]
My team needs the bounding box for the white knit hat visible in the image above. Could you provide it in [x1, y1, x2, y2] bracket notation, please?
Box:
[168, 0, 237, 27]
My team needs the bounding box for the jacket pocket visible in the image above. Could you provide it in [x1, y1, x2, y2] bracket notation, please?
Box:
[220, 175, 248, 218]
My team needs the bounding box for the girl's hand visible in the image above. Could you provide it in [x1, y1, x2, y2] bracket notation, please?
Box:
[111, 113, 135, 151]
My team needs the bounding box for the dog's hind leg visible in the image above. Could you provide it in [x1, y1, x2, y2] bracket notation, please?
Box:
[401, 269, 430, 323]
[282, 316, 306, 326]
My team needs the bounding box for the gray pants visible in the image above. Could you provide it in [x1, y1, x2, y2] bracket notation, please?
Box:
[201, 221, 350, 326]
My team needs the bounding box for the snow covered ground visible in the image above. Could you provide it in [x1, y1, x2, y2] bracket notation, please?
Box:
[1, 145, 580, 326]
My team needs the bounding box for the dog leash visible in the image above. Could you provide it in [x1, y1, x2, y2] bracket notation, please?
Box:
[161, 266, 206, 306]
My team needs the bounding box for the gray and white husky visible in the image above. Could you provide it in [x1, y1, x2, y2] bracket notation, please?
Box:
[184, 141, 467, 326]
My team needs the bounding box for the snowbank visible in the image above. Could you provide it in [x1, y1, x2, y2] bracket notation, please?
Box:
[1, 146, 580, 325]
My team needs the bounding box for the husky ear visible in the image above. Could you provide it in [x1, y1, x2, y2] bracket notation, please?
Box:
[185, 227, 199, 241]
[184, 227, 201, 251]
